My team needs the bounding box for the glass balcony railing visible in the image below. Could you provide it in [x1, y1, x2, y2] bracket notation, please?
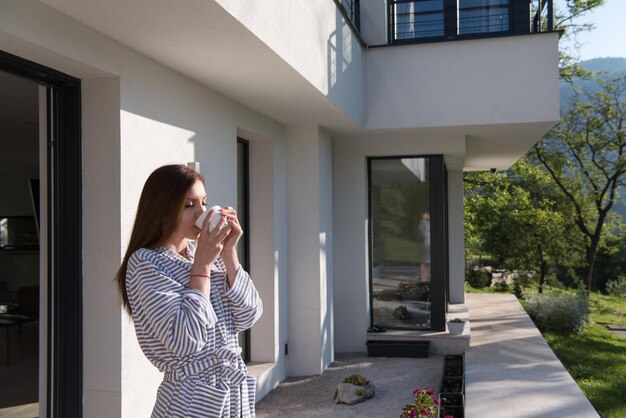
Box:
[388, 0, 554, 45]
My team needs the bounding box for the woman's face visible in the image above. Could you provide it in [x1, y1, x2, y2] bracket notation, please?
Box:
[171, 179, 207, 242]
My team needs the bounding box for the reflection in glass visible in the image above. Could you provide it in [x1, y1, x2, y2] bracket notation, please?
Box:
[458, 0, 510, 35]
[0, 216, 39, 249]
[370, 158, 431, 329]
[394, 0, 444, 39]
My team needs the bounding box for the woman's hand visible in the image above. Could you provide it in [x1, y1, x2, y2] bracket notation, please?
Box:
[220, 206, 243, 252]
[190, 207, 230, 296]
[218, 206, 243, 287]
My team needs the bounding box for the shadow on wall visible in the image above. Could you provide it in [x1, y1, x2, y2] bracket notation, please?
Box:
[327, 10, 363, 125]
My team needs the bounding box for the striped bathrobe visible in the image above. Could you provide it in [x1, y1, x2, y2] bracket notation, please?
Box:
[126, 241, 263, 417]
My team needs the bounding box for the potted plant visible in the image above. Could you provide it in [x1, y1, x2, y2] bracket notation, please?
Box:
[447, 318, 465, 335]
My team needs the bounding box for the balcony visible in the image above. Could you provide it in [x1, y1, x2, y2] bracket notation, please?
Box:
[352, 0, 555, 46]
[389, 0, 554, 44]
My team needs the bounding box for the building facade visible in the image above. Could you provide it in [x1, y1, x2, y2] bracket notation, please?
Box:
[0, 0, 559, 416]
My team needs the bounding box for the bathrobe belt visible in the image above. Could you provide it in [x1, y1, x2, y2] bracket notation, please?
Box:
[163, 346, 247, 388]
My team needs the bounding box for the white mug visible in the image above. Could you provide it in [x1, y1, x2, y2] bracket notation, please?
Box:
[195, 205, 222, 232]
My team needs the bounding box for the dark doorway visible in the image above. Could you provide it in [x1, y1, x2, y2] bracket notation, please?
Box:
[0, 50, 82, 418]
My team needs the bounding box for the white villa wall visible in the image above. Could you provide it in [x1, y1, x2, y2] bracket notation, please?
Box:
[0, 1, 289, 416]
[285, 125, 334, 376]
[214, 0, 364, 126]
[365, 33, 560, 129]
[1, 1, 561, 416]
[332, 134, 466, 353]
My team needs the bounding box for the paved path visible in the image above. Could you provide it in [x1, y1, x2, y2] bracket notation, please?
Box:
[465, 293, 599, 418]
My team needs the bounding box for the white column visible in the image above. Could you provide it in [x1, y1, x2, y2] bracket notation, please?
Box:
[285, 125, 334, 376]
[447, 169, 465, 304]
[82, 77, 124, 416]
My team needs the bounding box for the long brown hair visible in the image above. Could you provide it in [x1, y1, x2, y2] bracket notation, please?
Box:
[115, 164, 204, 316]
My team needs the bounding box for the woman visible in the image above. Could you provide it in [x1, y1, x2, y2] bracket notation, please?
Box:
[115, 164, 263, 417]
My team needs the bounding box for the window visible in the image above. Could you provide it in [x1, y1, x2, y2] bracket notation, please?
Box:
[393, 0, 445, 40]
[368, 155, 446, 331]
[389, 0, 518, 43]
[237, 138, 251, 362]
[458, 0, 510, 35]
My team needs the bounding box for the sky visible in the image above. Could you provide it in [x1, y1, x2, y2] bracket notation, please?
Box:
[557, 0, 626, 60]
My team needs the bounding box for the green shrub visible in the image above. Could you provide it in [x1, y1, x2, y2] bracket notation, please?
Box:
[343, 374, 367, 386]
[493, 280, 509, 292]
[465, 268, 492, 288]
[606, 275, 626, 297]
[523, 290, 588, 334]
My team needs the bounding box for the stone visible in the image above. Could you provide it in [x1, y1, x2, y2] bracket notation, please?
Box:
[334, 382, 375, 405]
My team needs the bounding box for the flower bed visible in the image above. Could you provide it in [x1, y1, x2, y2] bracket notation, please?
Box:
[439, 354, 465, 417]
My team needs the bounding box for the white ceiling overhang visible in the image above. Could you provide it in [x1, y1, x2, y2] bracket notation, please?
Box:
[35, 0, 556, 170]
[40, 0, 360, 133]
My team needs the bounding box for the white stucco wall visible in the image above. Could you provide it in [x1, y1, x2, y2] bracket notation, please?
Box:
[365, 32, 560, 130]
[0, 1, 289, 416]
[214, 0, 364, 126]
[332, 134, 466, 353]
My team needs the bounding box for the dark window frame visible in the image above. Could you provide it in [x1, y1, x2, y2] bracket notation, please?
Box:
[237, 137, 251, 363]
[367, 155, 446, 332]
[0, 49, 82, 418]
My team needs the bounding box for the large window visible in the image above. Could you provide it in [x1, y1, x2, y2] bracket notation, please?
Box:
[368, 156, 446, 331]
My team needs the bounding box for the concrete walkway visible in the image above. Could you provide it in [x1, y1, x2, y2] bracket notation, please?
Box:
[465, 293, 599, 418]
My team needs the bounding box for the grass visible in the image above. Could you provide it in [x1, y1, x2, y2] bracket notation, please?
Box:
[467, 283, 626, 417]
[542, 292, 626, 418]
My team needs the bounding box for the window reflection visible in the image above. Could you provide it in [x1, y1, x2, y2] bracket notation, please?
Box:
[370, 157, 431, 329]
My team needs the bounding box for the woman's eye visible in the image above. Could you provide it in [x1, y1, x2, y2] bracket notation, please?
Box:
[185, 201, 194, 208]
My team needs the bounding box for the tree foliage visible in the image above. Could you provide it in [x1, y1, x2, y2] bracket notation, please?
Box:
[554, 0, 606, 81]
[531, 74, 626, 292]
[465, 159, 584, 292]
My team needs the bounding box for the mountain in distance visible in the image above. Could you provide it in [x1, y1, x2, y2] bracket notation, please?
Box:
[557, 58, 626, 219]
[560, 57, 626, 105]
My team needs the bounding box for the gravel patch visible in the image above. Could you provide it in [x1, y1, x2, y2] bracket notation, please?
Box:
[256, 353, 443, 418]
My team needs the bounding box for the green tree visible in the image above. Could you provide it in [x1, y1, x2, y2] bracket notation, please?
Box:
[554, 0, 605, 81]
[532, 75, 626, 292]
[465, 160, 583, 292]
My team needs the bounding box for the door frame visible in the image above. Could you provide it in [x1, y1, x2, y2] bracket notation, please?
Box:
[0, 50, 82, 417]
